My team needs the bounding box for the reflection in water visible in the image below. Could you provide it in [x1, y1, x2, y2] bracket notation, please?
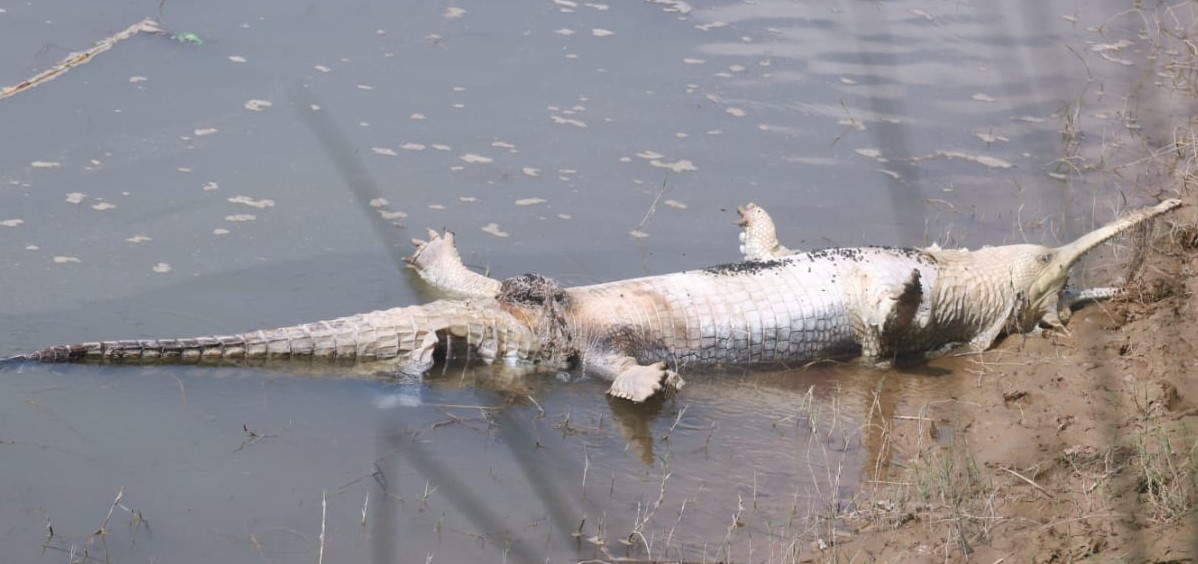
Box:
[605, 392, 668, 465]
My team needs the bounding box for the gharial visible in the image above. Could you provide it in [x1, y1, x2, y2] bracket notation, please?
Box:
[1, 198, 1182, 403]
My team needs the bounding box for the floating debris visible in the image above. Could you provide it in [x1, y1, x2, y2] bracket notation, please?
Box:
[515, 198, 546, 206]
[92, 202, 117, 211]
[400, 143, 426, 151]
[53, 256, 81, 264]
[648, 0, 692, 13]
[228, 55, 247, 63]
[126, 235, 151, 243]
[649, 159, 697, 172]
[1, 18, 161, 100]
[460, 196, 479, 203]
[1090, 39, 1132, 53]
[482, 223, 509, 237]
[409, 113, 427, 120]
[1011, 115, 1046, 123]
[195, 128, 218, 136]
[357, 84, 374, 91]
[228, 195, 275, 209]
[976, 132, 1009, 143]
[629, 229, 649, 238]
[460, 154, 493, 164]
[855, 148, 883, 159]
[910, 8, 934, 20]
[152, 263, 173, 273]
[202, 182, 220, 191]
[558, 213, 572, 220]
[314, 64, 332, 73]
[129, 76, 148, 83]
[636, 150, 664, 160]
[683, 58, 705, 64]
[372, 147, 399, 156]
[695, 22, 727, 31]
[431, 144, 452, 151]
[173, 32, 202, 46]
[443, 7, 466, 18]
[429, 204, 446, 210]
[664, 199, 688, 209]
[213, 228, 230, 235]
[555, 28, 576, 36]
[1096, 51, 1133, 65]
[32, 161, 62, 169]
[550, 115, 588, 128]
[972, 93, 996, 102]
[225, 214, 257, 222]
[0, 219, 23, 227]
[592, 28, 615, 37]
[934, 150, 1013, 168]
[65, 193, 87, 204]
[379, 210, 407, 220]
[369, 198, 389, 208]
[725, 107, 746, 117]
[178, 167, 193, 173]
[522, 167, 540, 177]
[244, 99, 273, 111]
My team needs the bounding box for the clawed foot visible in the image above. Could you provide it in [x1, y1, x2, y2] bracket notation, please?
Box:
[736, 203, 792, 261]
[405, 228, 461, 271]
[606, 361, 685, 403]
[405, 229, 502, 298]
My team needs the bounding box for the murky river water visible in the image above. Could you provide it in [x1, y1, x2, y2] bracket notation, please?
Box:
[0, 0, 1184, 561]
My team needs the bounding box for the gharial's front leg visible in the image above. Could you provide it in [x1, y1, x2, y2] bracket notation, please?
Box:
[1056, 287, 1122, 324]
[405, 229, 502, 298]
[736, 203, 795, 261]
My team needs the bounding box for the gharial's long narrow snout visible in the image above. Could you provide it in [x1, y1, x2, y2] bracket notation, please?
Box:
[1053, 198, 1183, 265]
[1029, 198, 1184, 314]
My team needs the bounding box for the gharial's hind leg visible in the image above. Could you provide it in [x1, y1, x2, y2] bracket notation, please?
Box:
[584, 353, 684, 403]
[405, 229, 503, 298]
[736, 203, 796, 261]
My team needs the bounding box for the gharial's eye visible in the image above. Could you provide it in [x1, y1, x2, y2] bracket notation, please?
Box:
[1037, 252, 1054, 264]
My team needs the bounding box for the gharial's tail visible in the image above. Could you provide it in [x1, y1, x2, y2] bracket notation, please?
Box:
[1, 299, 541, 374]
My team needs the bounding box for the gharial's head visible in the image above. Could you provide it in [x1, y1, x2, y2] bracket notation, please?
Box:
[1004, 199, 1182, 329]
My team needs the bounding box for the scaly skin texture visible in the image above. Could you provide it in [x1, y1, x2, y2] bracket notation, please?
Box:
[6, 300, 543, 376]
[3, 199, 1183, 403]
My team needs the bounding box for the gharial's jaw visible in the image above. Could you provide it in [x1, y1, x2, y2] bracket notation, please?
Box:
[1025, 198, 1183, 327]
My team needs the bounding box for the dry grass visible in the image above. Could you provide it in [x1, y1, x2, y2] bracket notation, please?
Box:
[1133, 423, 1198, 524]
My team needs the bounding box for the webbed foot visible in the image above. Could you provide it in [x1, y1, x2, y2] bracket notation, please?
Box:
[605, 361, 684, 403]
